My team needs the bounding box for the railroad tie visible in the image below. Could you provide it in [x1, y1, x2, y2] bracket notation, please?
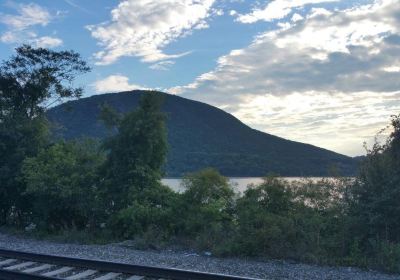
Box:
[3, 261, 35, 270]
[92, 272, 121, 280]
[22, 264, 54, 273]
[126, 276, 145, 280]
[42, 266, 74, 277]
[65, 269, 97, 279]
[0, 259, 16, 266]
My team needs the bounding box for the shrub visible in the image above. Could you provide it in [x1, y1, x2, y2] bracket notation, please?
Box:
[177, 168, 237, 250]
[21, 140, 104, 232]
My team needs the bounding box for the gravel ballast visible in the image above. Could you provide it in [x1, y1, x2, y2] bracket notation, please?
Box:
[0, 232, 398, 280]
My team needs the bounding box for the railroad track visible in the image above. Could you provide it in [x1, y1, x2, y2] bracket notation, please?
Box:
[0, 249, 258, 280]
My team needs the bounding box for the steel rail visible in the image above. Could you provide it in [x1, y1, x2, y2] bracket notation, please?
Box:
[0, 248, 259, 280]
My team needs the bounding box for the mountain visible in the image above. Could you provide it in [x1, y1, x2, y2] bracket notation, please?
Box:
[47, 90, 358, 177]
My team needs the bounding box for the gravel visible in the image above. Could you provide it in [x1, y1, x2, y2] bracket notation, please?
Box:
[0, 232, 398, 280]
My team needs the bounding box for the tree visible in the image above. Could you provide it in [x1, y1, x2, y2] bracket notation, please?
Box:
[98, 92, 176, 239]
[21, 140, 105, 231]
[0, 45, 90, 224]
[351, 115, 400, 243]
[178, 168, 236, 249]
[0, 45, 90, 119]
[0, 116, 49, 224]
[235, 177, 296, 257]
[100, 91, 168, 213]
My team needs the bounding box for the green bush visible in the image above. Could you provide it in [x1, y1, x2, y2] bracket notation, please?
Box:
[234, 177, 295, 257]
[22, 140, 104, 232]
[109, 183, 178, 240]
[177, 168, 237, 250]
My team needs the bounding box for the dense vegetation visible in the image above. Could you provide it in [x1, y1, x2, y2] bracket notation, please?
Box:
[1, 46, 400, 273]
[47, 90, 358, 177]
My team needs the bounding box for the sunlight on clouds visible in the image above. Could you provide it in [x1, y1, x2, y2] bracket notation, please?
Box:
[383, 66, 400, 72]
[233, 92, 400, 156]
[30, 36, 63, 48]
[93, 75, 146, 94]
[173, 0, 400, 156]
[88, 0, 218, 65]
[235, 0, 338, 23]
[269, 5, 396, 58]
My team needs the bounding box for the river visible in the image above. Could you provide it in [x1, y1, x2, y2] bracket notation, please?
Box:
[162, 177, 328, 193]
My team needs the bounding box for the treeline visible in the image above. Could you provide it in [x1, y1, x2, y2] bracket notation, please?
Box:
[1, 46, 400, 273]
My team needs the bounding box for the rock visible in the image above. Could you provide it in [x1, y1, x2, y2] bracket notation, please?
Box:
[0, 231, 397, 280]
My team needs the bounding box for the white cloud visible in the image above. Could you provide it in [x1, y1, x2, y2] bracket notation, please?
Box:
[149, 60, 175, 71]
[236, 0, 338, 23]
[171, 0, 400, 156]
[87, 0, 218, 65]
[0, 31, 62, 48]
[383, 65, 400, 72]
[232, 91, 400, 156]
[0, 3, 62, 48]
[0, 3, 51, 30]
[93, 75, 146, 94]
[291, 13, 304, 22]
[31, 36, 63, 48]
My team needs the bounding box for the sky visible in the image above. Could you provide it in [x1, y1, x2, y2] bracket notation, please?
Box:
[0, 0, 399, 157]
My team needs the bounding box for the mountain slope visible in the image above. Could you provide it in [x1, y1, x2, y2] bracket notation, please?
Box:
[47, 90, 358, 176]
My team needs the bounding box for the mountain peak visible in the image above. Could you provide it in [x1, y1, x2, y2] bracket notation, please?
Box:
[47, 91, 357, 177]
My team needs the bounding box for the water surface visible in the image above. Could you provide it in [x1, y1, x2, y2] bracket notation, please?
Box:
[162, 177, 327, 193]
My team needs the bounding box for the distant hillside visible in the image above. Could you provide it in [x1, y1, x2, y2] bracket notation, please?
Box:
[47, 90, 358, 177]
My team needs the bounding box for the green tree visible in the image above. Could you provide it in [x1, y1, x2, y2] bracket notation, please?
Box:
[178, 168, 236, 250]
[99, 92, 172, 238]
[0, 116, 49, 224]
[0, 45, 90, 224]
[291, 178, 351, 261]
[21, 140, 104, 231]
[235, 176, 296, 257]
[351, 115, 400, 243]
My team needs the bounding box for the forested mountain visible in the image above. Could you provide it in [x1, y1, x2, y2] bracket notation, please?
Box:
[47, 90, 358, 176]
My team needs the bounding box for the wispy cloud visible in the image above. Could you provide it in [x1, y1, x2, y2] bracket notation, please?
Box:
[0, 2, 51, 29]
[0, 2, 62, 48]
[149, 60, 176, 71]
[63, 0, 93, 15]
[87, 0, 219, 65]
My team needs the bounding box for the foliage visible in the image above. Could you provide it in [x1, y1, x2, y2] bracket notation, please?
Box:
[21, 140, 105, 231]
[0, 45, 90, 119]
[109, 183, 178, 240]
[177, 168, 236, 249]
[96, 91, 175, 240]
[0, 115, 49, 225]
[351, 115, 400, 241]
[234, 177, 296, 257]
[0, 45, 90, 225]
[2, 46, 400, 275]
[99, 91, 168, 213]
[98, 103, 121, 133]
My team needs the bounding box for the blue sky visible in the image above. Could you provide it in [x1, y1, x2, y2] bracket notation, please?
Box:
[1, 0, 399, 156]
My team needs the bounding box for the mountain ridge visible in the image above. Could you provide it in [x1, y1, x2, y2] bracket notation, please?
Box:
[47, 90, 358, 177]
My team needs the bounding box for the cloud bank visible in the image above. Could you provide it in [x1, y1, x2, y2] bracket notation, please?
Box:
[171, 0, 400, 155]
